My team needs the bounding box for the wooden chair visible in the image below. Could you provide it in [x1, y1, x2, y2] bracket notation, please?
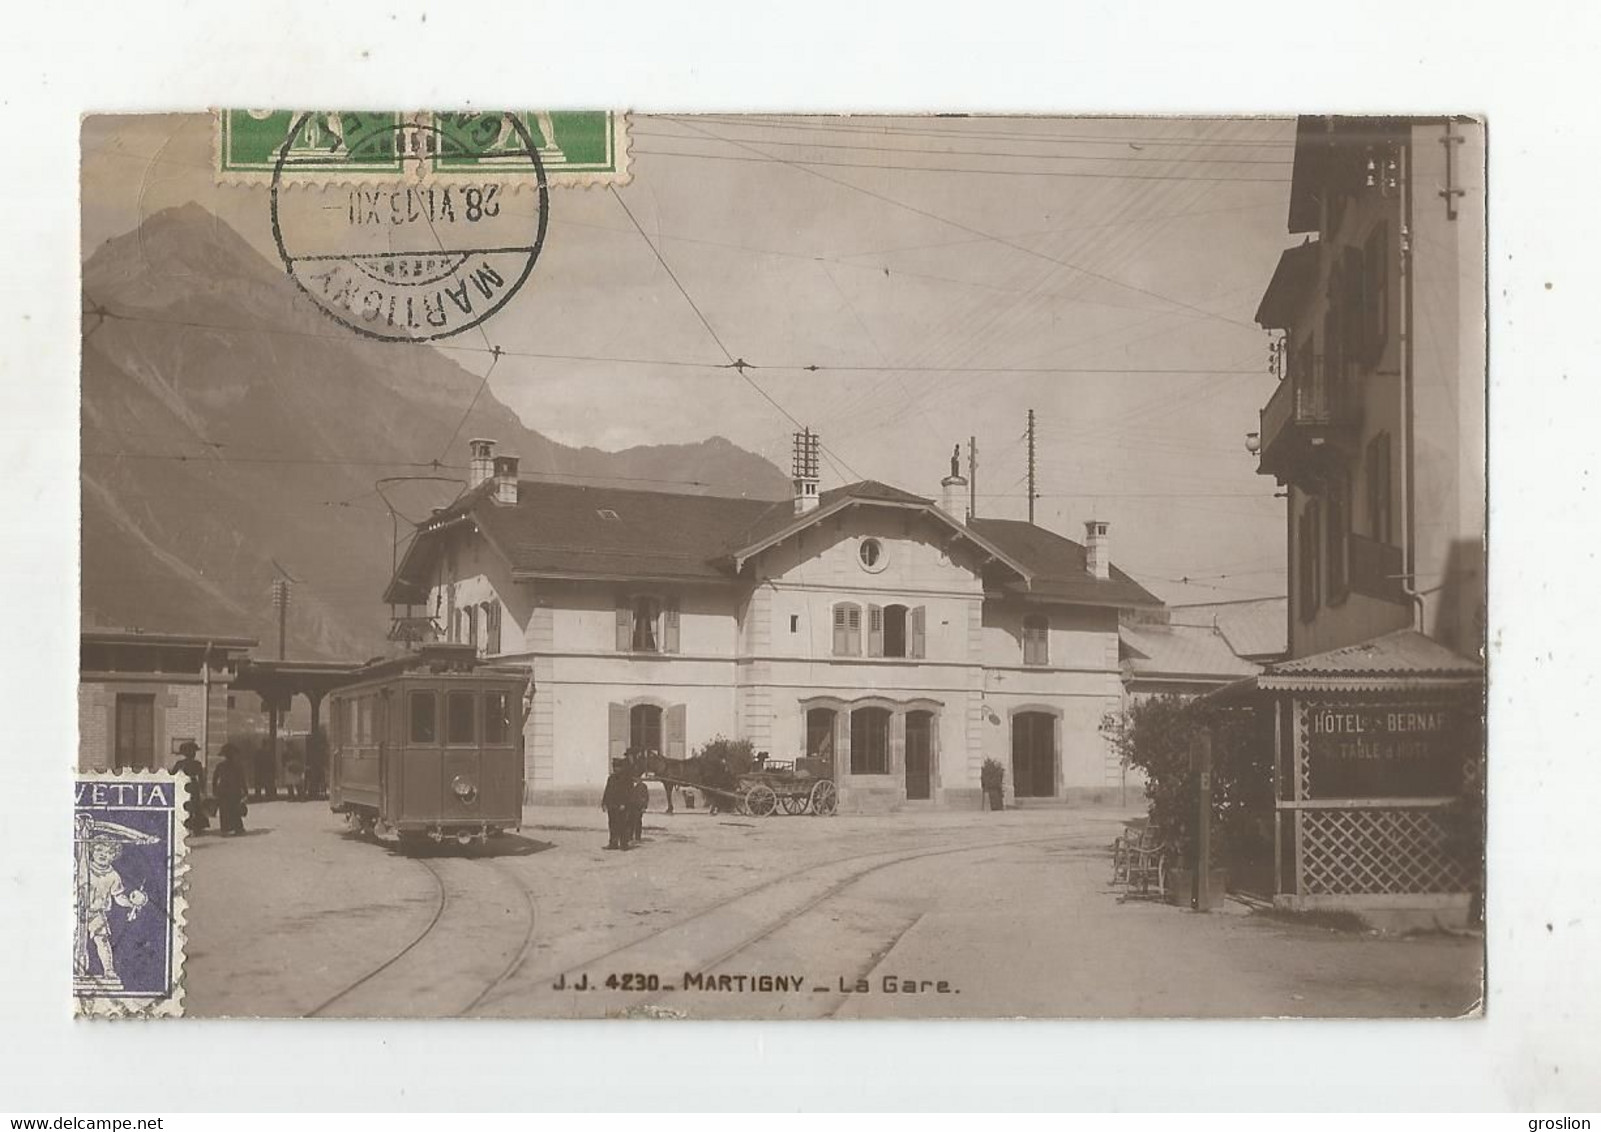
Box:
[1111, 825, 1167, 896]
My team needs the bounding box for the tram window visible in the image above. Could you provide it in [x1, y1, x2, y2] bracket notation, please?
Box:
[446, 691, 476, 745]
[357, 696, 374, 745]
[409, 691, 437, 744]
[484, 691, 511, 745]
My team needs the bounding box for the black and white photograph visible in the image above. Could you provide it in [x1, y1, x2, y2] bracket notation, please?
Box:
[74, 110, 1486, 1020]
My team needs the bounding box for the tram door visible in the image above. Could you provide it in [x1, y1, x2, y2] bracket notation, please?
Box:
[1011, 711, 1057, 798]
[904, 710, 934, 800]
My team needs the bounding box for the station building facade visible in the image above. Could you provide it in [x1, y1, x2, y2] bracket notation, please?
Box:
[384, 437, 1161, 809]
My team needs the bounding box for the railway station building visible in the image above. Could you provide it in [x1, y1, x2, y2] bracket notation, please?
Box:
[384, 436, 1163, 810]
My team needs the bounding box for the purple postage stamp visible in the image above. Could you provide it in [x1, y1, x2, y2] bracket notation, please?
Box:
[74, 772, 188, 1017]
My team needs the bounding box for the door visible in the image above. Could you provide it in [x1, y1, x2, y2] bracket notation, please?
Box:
[904, 710, 934, 800]
[114, 694, 155, 770]
[1011, 711, 1057, 798]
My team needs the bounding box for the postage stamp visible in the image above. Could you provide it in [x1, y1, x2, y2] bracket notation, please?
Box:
[216, 109, 630, 187]
[74, 772, 188, 1018]
[267, 112, 551, 342]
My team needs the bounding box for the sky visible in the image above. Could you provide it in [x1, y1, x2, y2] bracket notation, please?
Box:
[81, 112, 1297, 606]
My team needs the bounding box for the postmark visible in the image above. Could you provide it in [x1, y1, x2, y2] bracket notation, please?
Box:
[74, 772, 188, 1018]
[217, 109, 631, 187]
[269, 113, 549, 342]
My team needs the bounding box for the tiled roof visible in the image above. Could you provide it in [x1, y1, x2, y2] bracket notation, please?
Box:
[967, 518, 1163, 609]
[1121, 623, 1262, 682]
[474, 480, 776, 580]
[1170, 596, 1289, 660]
[1265, 629, 1482, 678]
[386, 478, 1157, 611]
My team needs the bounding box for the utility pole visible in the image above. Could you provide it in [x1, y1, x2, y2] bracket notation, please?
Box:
[271, 577, 291, 660]
[967, 435, 978, 521]
[1026, 408, 1038, 525]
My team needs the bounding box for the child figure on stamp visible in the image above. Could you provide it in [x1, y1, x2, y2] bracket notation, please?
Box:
[74, 837, 147, 983]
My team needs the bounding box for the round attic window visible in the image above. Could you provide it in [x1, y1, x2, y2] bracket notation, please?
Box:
[858, 538, 886, 572]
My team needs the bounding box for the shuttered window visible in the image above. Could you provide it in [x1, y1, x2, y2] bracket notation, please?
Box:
[662, 598, 680, 653]
[909, 605, 926, 659]
[609, 702, 687, 761]
[483, 601, 502, 655]
[1298, 498, 1322, 624]
[616, 594, 679, 653]
[1327, 476, 1351, 604]
[1363, 224, 1390, 365]
[832, 603, 862, 656]
[1023, 614, 1049, 665]
[1366, 432, 1393, 544]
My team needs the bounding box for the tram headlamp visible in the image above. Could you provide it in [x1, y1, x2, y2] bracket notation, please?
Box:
[451, 776, 478, 803]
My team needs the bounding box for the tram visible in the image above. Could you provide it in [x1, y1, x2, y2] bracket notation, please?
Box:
[328, 644, 529, 847]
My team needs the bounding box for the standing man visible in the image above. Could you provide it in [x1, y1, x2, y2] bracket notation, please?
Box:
[601, 752, 635, 850]
[213, 743, 248, 837]
[628, 755, 651, 845]
[171, 740, 209, 836]
[252, 740, 276, 802]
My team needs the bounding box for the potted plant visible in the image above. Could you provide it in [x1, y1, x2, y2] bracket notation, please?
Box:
[980, 758, 1006, 812]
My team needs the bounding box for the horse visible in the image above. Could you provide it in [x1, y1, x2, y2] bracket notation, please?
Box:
[641, 751, 736, 814]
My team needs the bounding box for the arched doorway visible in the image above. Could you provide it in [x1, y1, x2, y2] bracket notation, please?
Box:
[805, 707, 837, 773]
[630, 703, 663, 753]
[1011, 711, 1057, 798]
[904, 710, 934, 800]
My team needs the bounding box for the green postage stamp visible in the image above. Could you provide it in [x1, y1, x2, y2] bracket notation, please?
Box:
[215, 109, 629, 186]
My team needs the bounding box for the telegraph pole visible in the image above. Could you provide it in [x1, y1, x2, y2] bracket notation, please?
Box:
[1026, 408, 1038, 525]
[271, 577, 291, 660]
[967, 435, 978, 521]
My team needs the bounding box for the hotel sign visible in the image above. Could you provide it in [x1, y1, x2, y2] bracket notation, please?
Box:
[1305, 702, 1470, 798]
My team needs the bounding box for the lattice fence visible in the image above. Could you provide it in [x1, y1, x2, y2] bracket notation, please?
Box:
[1299, 807, 1470, 895]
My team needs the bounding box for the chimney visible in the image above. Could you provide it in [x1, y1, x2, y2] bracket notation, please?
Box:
[492, 454, 520, 505]
[1084, 520, 1110, 580]
[791, 428, 820, 515]
[468, 438, 497, 489]
[939, 443, 968, 521]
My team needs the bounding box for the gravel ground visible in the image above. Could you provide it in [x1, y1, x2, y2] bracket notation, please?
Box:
[182, 797, 1483, 1019]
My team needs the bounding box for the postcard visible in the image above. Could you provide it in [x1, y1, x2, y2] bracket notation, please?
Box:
[77, 110, 1485, 1019]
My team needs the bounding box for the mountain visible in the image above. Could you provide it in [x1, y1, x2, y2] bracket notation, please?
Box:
[81, 203, 791, 659]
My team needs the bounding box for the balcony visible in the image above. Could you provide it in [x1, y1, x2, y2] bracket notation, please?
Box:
[1256, 355, 1355, 486]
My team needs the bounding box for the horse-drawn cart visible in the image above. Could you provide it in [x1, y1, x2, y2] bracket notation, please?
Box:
[733, 757, 838, 817]
[647, 753, 837, 817]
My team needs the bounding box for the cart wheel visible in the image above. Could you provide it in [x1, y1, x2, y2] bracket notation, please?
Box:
[809, 780, 837, 816]
[745, 783, 778, 817]
[780, 792, 807, 815]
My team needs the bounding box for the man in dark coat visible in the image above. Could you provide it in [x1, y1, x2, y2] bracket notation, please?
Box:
[252, 741, 276, 801]
[213, 743, 248, 836]
[601, 754, 635, 850]
[172, 740, 209, 835]
[628, 757, 651, 844]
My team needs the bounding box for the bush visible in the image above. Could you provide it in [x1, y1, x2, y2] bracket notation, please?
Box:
[696, 735, 756, 776]
[1101, 696, 1271, 868]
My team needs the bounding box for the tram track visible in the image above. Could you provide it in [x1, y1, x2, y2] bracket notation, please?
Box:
[302, 825, 1104, 1019]
[302, 854, 451, 1019]
[303, 850, 540, 1019]
[470, 829, 1093, 1016]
